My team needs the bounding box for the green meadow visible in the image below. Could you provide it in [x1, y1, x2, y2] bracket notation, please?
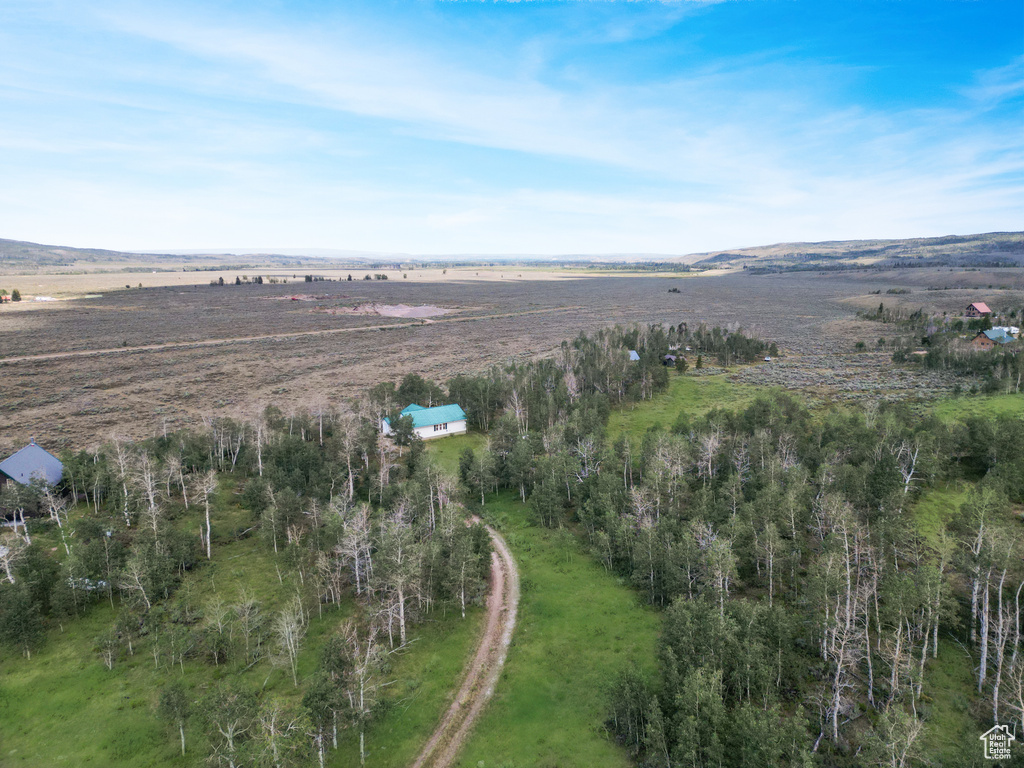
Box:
[930, 391, 1024, 422]
[607, 372, 759, 442]
[456, 493, 660, 768]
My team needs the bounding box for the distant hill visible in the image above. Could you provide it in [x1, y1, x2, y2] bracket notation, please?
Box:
[688, 232, 1024, 272]
[0, 238, 171, 271]
[0, 238, 367, 274]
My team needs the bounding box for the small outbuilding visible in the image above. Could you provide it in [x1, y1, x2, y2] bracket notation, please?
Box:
[627, 350, 640, 362]
[382, 403, 468, 440]
[662, 354, 677, 366]
[966, 302, 992, 318]
[0, 439, 64, 487]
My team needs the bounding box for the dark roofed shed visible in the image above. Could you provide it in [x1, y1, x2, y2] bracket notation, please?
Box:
[0, 440, 64, 486]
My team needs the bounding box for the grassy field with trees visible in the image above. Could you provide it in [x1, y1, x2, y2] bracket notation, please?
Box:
[2, 321, 1023, 767]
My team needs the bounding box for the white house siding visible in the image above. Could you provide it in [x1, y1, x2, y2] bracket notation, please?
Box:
[414, 419, 467, 440]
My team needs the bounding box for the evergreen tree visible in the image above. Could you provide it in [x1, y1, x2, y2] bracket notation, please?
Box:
[0, 581, 43, 658]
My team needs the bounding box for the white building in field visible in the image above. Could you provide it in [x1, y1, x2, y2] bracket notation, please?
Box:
[381, 403, 468, 440]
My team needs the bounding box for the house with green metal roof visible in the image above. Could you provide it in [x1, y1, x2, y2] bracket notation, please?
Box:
[972, 329, 1018, 350]
[381, 403, 468, 440]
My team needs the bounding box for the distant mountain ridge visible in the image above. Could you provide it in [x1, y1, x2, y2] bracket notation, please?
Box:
[0, 238, 360, 273]
[2, 232, 1022, 273]
[687, 232, 1024, 271]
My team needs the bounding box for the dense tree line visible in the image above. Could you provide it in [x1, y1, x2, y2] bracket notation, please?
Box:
[450, 338, 1023, 765]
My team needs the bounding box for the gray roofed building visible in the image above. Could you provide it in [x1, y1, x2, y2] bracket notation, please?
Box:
[0, 439, 64, 486]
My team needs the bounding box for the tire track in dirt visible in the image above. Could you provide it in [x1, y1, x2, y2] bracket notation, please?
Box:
[411, 522, 519, 768]
[0, 306, 583, 365]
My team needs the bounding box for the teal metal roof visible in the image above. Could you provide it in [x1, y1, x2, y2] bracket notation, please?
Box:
[983, 329, 1016, 344]
[400, 403, 466, 428]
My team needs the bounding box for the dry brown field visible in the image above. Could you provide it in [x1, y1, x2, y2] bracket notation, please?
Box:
[2, 266, 1021, 454]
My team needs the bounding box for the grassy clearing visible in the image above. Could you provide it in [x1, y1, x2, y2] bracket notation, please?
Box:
[913, 482, 970, 553]
[425, 432, 487, 475]
[455, 492, 660, 768]
[607, 372, 759, 442]
[930, 392, 1024, 422]
[919, 639, 980, 765]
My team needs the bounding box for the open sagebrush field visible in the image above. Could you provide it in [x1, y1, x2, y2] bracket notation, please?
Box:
[2, 268, 1019, 453]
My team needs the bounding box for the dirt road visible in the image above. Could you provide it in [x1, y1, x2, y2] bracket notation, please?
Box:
[411, 523, 519, 768]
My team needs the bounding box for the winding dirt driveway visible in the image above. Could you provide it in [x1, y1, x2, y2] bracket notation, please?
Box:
[411, 523, 519, 768]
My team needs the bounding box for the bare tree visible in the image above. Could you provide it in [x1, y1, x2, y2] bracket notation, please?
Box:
[135, 450, 161, 521]
[255, 699, 302, 768]
[97, 629, 119, 670]
[378, 504, 418, 646]
[629, 488, 658, 604]
[193, 470, 218, 560]
[812, 497, 868, 748]
[893, 439, 921, 496]
[375, 440, 400, 504]
[250, 409, 270, 478]
[334, 410, 361, 502]
[273, 597, 307, 686]
[234, 589, 264, 665]
[756, 522, 782, 608]
[696, 428, 722, 488]
[205, 687, 257, 768]
[871, 705, 925, 768]
[508, 387, 528, 435]
[109, 437, 134, 527]
[0, 532, 27, 584]
[43, 487, 72, 555]
[120, 549, 152, 611]
[705, 537, 737, 618]
[310, 396, 330, 447]
[339, 619, 398, 766]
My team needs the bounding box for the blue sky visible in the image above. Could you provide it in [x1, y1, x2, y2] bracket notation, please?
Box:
[1, 0, 1021, 255]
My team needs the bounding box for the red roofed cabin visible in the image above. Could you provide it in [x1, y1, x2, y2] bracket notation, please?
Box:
[966, 302, 992, 318]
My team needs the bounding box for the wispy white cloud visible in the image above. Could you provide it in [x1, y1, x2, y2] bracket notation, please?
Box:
[961, 55, 1024, 108]
[0, 1, 1020, 253]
